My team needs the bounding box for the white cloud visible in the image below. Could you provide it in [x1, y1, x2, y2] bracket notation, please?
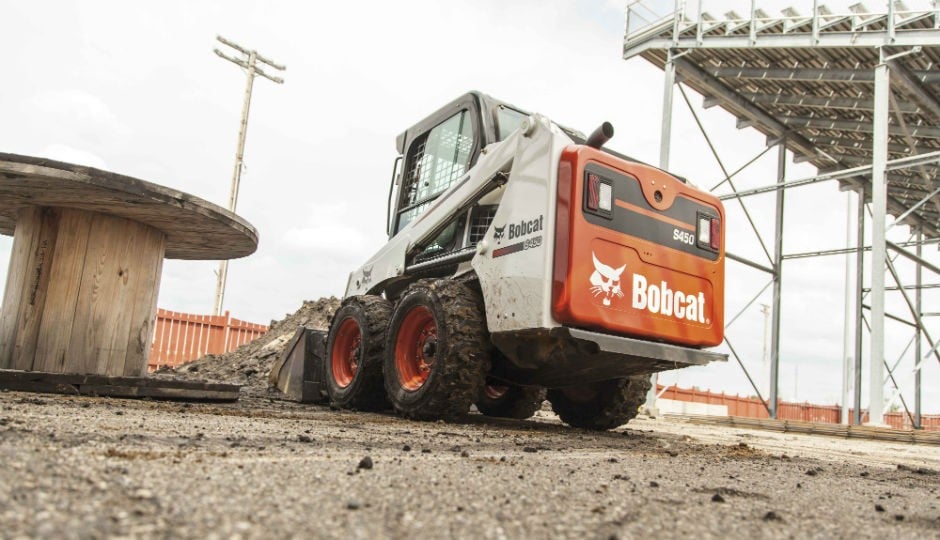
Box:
[280, 201, 373, 251]
[282, 224, 368, 252]
[28, 90, 132, 140]
[36, 144, 108, 170]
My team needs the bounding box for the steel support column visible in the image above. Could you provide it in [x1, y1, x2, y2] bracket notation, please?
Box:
[841, 192, 853, 424]
[853, 191, 865, 425]
[768, 139, 786, 418]
[659, 53, 675, 170]
[646, 51, 677, 416]
[867, 58, 890, 426]
[915, 231, 923, 429]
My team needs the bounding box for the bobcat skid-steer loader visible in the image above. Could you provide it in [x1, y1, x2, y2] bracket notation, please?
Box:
[323, 91, 726, 430]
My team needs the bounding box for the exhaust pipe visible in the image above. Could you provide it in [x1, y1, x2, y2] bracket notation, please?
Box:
[585, 122, 614, 149]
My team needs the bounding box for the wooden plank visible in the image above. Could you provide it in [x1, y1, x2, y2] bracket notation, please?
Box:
[0, 380, 80, 394]
[66, 213, 116, 374]
[120, 223, 164, 376]
[0, 369, 240, 402]
[34, 208, 93, 372]
[114, 219, 162, 374]
[98, 216, 142, 375]
[0, 207, 41, 368]
[0, 369, 231, 388]
[81, 385, 238, 401]
[63, 213, 98, 373]
[11, 207, 61, 369]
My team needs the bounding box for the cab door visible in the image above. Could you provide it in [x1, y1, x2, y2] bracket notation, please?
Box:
[391, 96, 483, 236]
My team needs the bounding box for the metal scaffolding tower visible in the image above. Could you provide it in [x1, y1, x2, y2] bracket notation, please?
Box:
[625, 0, 940, 427]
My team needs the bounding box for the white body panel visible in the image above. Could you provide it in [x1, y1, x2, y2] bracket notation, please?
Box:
[470, 117, 571, 333]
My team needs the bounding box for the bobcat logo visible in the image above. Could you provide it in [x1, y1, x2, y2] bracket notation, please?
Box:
[361, 266, 372, 285]
[589, 252, 625, 307]
[493, 225, 506, 243]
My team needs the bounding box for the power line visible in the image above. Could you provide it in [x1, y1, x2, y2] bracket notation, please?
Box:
[212, 35, 285, 316]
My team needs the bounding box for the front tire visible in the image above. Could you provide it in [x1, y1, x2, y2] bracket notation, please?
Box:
[547, 376, 651, 430]
[324, 295, 391, 411]
[384, 279, 490, 421]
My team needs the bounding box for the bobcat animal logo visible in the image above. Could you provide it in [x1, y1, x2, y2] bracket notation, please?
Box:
[493, 225, 506, 243]
[361, 266, 372, 285]
[589, 252, 625, 307]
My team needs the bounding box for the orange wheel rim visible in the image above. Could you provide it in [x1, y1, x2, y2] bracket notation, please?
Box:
[331, 317, 361, 388]
[395, 305, 437, 391]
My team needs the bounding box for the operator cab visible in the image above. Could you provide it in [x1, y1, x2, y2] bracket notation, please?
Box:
[387, 92, 526, 236]
[381, 92, 533, 285]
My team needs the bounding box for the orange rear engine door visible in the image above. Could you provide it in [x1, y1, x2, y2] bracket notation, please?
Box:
[552, 146, 725, 348]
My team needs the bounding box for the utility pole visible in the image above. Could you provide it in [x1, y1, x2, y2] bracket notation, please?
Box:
[213, 35, 285, 315]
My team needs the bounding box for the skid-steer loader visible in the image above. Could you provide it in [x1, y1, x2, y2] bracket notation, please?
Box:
[321, 91, 726, 430]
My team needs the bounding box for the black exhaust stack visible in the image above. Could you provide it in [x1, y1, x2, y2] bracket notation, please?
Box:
[585, 122, 614, 149]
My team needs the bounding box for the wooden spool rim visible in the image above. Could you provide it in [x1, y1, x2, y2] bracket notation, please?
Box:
[0, 153, 259, 260]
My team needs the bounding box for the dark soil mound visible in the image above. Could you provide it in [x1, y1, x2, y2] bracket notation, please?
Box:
[155, 297, 340, 395]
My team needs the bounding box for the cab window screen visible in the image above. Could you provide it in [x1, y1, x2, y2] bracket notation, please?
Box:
[398, 110, 474, 231]
[496, 106, 527, 140]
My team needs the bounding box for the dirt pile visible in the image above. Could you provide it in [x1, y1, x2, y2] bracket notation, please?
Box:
[156, 297, 340, 394]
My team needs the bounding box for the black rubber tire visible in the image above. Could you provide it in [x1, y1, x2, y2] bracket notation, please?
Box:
[383, 279, 490, 421]
[476, 379, 546, 420]
[547, 376, 651, 431]
[324, 295, 392, 411]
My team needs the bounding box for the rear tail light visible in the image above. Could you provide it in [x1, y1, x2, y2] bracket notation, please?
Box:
[586, 174, 600, 210]
[585, 173, 612, 215]
[710, 218, 720, 251]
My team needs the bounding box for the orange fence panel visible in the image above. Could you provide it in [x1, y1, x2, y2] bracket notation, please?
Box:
[658, 384, 939, 432]
[148, 309, 268, 371]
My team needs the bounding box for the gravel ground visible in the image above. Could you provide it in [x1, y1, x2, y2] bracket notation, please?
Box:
[1, 390, 938, 539]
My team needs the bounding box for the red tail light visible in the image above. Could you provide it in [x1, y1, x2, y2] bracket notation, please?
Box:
[710, 218, 720, 251]
[586, 173, 600, 210]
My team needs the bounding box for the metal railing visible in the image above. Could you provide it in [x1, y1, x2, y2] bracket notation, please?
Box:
[626, 0, 940, 44]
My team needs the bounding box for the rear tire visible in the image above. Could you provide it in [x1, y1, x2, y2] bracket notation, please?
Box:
[384, 279, 490, 421]
[476, 379, 546, 420]
[324, 295, 391, 411]
[547, 376, 651, 430]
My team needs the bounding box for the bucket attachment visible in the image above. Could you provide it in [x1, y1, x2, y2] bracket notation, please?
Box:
[268, 326, 329, 403]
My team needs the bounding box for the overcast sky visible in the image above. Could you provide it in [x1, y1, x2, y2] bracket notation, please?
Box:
[1, 0, 936, 413]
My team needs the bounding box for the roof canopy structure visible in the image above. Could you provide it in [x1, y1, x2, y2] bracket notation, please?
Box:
[623, 1, 939, 428]
[625, 0, 940, 236]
